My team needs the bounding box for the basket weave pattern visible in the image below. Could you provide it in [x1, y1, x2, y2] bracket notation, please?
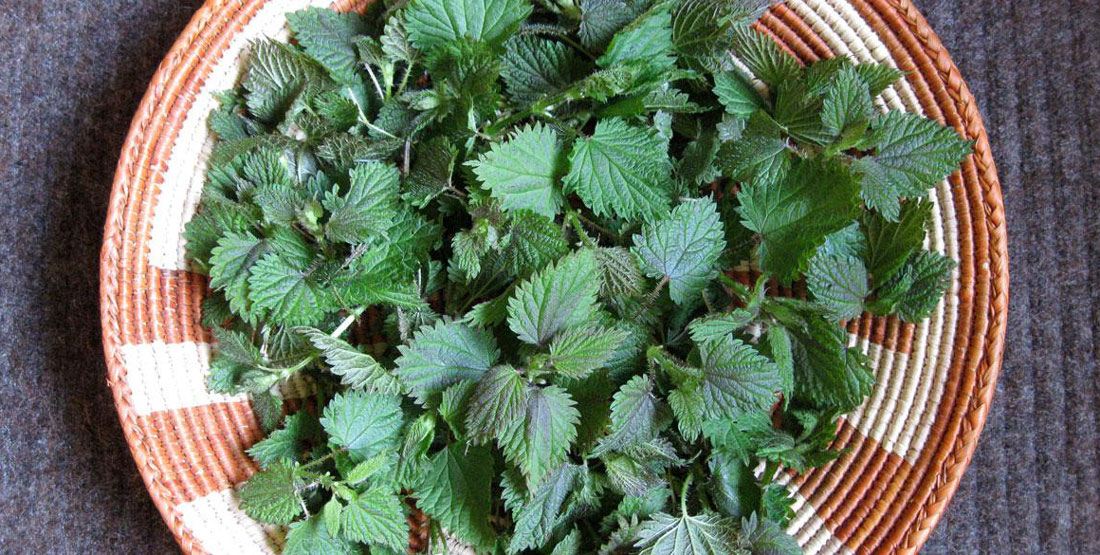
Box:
[99, 0, 1008, 553]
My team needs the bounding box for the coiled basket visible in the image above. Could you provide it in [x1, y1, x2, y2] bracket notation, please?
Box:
[99, 0, 1008, 553]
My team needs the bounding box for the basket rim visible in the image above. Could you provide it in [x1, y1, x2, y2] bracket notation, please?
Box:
[99, 0, 1009, 553]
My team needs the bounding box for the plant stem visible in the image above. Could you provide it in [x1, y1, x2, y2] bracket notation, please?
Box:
[300, 448, 347, 471]
[575, 211, 620, 242]
[567, 211, 597, 248]
[680, 473, 694, 516]
[760, 459, 779, 487]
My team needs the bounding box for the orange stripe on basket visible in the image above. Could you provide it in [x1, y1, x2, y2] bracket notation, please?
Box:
[790, 420, 912, 547]
[118, 267, 210, 346]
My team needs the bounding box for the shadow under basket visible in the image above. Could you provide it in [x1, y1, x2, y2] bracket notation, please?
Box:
[100, 0, 1008, 553]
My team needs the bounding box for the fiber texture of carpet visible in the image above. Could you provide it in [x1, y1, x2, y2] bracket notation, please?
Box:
[0, 1, 1096, 553]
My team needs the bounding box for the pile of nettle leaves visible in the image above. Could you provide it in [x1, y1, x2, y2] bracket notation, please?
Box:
[184, 0, 970, 552]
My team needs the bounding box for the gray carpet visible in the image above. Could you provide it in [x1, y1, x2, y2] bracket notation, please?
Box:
[0, 0, 1096, 553]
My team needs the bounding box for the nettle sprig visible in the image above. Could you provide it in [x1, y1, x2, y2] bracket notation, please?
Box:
[183, 0, 970, 553]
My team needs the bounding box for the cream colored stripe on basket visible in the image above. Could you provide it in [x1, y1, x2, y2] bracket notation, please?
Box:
[780, 480, 856, 555]
[120, 341, 314, 415]
[177, 489, 285, 555]
[147, 0, 337, 271]
[120, 341, 244, 415]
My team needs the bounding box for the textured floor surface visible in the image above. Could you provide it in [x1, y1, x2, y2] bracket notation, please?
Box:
[1, 0, 1097, 553]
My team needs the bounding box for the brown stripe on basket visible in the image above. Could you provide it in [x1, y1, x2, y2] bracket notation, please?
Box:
[788, 420, 911, 542]
[137, 394, 317, 505]
[116, 268, 210, 345]
[764, 2, 835, 61]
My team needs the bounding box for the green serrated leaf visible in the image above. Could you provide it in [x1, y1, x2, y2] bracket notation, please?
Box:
[339, 487, 409, 551]
[238, 460, 302, 525]
[854, 111, 972, 220]
[500, 385, 580, 488]
[738, 157, 861, 282]
[395, 320, 500, 404]
[320, 391, 404, 461]
[507, 249, 600, 346]
[508, 464, 582, 553]
[598, 7, 676, 74]
[687, 310, 754, 344]
[469, 123, 567, 217]
[243, 40, 324, 123]
[405, 0, 532, 50]
[714, 70, 766, 117]
[806, 253, 869, 321]
[502, 35, 582, 106]
[548, 325, 630, 379]
[862, 199, 930, 285]
[284, 514, 359, 555]
[465, 365, 529, 444]
[635, 511, 741, 554]
[324, 161, 400, 243]
[287, 7, 368, 83]
[730, 25, 801, 86]
[632, 197, 726, 304]
[564, 118, 672, 221]
[821, 64, 873, 137]
[248, 412, 318, 468]
[297, 327, 402, 393]
[594, 375, 660, 455]
[414, 444, 496, 549]
[742, 513, 801, 555]
[698, 336, 781, 419]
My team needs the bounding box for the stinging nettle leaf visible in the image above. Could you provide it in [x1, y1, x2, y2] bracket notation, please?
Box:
[414, 445, 496, 549]
[821, 64, 874, 137]
[404, 0, 532, 51]
[283, 514, 359, 555]
[507, 249, 601, 346]
[238, 460, 303, 525]
[507, 464, 582, 553]
[320, 390, 404, 461]
[339, 487, 409, 551]
[698, 336, 782, 419]
[465, 365, 529, 444]
[564, 118, 673, 221]
[468, 123, 567, 218]
[395, 320, 500, 404]
[500, 385, 580, 488]
[730, 25, 802, 87]
[296, 327, 402, 393]
[243, 40, 324, 123]
[738, 156, 861, 282]
[806, 253, 869, 321]
[598, 7, 676, 73]
[593, 375, 661, 455]
[862, 199, 931, 285]
[635, 511, 741, 555]
[324, 161, 400, 243]
[713, 70, 767, 117]
[853, 110, 972, 220]
[548, 325, 630, 379]
[502, 35, 582, 106]
[632, 197, 726, 304]
[287, 7, 368, 83]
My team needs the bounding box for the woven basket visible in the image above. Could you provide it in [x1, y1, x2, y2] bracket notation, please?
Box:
[99, 0, 1008, 553]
